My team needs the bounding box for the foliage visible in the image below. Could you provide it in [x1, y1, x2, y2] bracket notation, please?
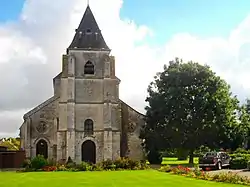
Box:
[161, 149, 177, 157]
[91, 163, 104, 171]
[101, 159, 116, 170]
[158, 165, 172, 172]
[76, 162, 93, 171]
[159, 165, 250, 185]
[100, 158, 149, 170]
[229, 153, 250, 169]
[141, 58, 239, 164]
[0, 137, 20, 151]
[21, 159, 31, 169]
[162, 146, 211, 158]
[147, 149, 162, 164]
[194, 146, 211, 157]
[237, 101, 250, 150]
[247, 160, 250, 170]
[42, 166, 57, 172]
[234, 148, 250, 154]
[113, 158, 132, 169]
[30, 155, 48, 170]
[161, 157, 199, 167]
[23, 157, 149, 172]
[56, 165, 68, 171]
[176, 148, 188, 160]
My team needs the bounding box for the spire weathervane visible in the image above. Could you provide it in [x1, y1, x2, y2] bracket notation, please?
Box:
[87, 0, 89, 6]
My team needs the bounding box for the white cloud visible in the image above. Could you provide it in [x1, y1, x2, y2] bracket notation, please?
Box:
[0, 0, 250, 137]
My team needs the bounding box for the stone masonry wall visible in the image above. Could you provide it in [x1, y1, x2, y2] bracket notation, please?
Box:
[120, 101, 145, 160]
[22, 96, 59, 160]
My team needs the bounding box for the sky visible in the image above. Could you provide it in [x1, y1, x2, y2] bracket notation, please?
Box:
[1, 0, 250, 137]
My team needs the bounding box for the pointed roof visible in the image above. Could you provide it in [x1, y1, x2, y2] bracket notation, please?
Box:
[68, 5, 110, 51]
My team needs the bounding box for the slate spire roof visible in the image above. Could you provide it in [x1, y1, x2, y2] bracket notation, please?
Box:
[68, 5, 110, 51]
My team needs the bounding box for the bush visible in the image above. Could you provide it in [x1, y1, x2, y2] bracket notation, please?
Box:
[113, 158, 140, 170]
[31, 155, 48, 170]
[21, 159, 31, 168]
[139, 160, 150, 170]
[229, 153, 250, 169]
[158, 165, 171, 172]
[21, 156, 149, 172]
[99, 158, 149, 170]
[76, 162, 92, 171]
[101, 159, 116, 170]
[56, 165, 68, 171]
[234, 148, 250, 154]
[114, 158, 129, 169]
[92, 163, 104, 171]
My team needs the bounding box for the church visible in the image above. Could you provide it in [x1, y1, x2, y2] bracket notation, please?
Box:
[19, 5, 145, 164]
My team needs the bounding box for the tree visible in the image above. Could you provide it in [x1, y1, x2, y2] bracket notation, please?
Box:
[0, 137, 20, 151]
[141, 58, 239, 164]
[235, 100, 250, 149]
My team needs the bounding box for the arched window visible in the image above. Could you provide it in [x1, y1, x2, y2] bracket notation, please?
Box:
[84, 61, 94, 75]
[84, 119, 94, 135]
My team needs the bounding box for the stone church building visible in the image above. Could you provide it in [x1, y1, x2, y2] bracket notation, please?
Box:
[19, 5, 145, 164]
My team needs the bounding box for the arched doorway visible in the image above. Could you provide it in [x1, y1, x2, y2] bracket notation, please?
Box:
[36, 139, 48, 159]
[81, 140, 96, 164]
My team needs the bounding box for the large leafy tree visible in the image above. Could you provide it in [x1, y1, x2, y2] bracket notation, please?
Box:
[141, 58, 239, 164]
[236, 100, 250, 149]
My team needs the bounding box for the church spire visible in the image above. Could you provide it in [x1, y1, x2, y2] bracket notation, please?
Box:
[68, 5, 110, 51]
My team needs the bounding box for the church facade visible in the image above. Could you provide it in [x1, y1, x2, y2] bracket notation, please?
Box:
[19, 6, 145, 164]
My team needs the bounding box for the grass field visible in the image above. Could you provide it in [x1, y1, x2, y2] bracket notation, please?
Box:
[0, 170, 242, 187]
[161, 157, 199, 166]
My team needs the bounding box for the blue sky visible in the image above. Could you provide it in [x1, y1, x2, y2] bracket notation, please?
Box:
[0, 0, 250, 45]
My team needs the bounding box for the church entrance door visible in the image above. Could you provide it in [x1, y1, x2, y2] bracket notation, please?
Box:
[36, 139, 48, 159]
[81, 140, 96, 164]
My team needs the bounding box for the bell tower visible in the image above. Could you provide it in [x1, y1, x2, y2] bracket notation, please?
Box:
[57, 5, 121, 163]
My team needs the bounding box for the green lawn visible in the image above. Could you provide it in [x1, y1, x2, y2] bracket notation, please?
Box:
[162, 157, 199, 166]
[0, 170, 243, 187]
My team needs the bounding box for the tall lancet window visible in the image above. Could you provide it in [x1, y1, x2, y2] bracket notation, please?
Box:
[84, 119, 94, 135]
[84, 61, 94, 75]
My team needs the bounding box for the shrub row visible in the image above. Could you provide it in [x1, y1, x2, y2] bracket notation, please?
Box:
[159, 165, 250, 185]
[21, 155, 150, 172]
[234, 148, 250, 154]
[229, 153, 250, 169]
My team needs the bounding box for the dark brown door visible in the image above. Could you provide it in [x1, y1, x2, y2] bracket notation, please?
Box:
[81, 140, 96, 164]
[36, 139, 48, 159]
